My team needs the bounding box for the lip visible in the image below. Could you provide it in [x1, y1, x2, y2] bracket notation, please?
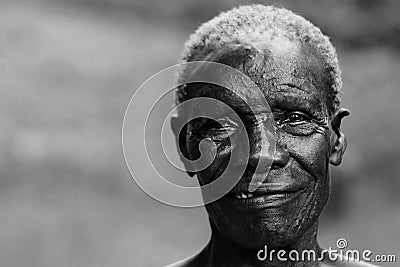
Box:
[223, 183, 305, 211]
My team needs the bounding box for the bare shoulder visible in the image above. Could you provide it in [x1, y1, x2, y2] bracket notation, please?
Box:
[320, 253, 380, 267]
[165, 252, 208, 267]
[320, 261, 379, 267]
[164, 257, 192, 267]
[166, 252, 380, 267]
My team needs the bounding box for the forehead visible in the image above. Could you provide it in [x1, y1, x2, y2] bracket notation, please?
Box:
[191, 37, 330, 114]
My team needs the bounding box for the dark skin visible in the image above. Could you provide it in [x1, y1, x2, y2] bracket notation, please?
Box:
[170, 37, 373, 267]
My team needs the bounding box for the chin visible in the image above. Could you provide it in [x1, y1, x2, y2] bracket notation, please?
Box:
[206, 190, 327, 250]
[214, 212, 312, 249]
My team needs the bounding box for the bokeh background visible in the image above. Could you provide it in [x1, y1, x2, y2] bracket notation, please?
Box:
[1, 0, 399, 266]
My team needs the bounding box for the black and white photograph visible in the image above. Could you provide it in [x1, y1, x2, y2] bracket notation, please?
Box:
[2, 0, 400, 266]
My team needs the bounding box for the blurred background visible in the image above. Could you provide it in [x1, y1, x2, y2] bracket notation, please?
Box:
[1, 0, 399, 266]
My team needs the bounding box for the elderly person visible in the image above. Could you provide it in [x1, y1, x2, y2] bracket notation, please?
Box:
[169, 5, 375, 267]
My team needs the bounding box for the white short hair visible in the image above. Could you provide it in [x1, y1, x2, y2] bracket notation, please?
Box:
[175, 4, 342, 115]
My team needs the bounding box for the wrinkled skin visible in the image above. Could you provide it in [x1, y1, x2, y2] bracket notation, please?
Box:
[169, 37, 370, 267]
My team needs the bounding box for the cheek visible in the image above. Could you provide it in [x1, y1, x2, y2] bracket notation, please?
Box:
[282, 133, 331, 229]
[283, 132, 330, 179]
[189, 140, 231, 185]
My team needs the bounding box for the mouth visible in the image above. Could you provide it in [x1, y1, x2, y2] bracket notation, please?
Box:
[224, 184, 305, 210]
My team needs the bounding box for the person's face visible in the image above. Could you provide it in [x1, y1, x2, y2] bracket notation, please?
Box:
[173, 37, 347, 249]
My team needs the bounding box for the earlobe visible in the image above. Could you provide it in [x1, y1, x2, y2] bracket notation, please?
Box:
[170, 115, 180, 138]
[329, 108, 350, 166]
[330, 132, 347, 166]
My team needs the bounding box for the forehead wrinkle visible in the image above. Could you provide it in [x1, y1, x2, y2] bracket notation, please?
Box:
[258, 77, 321, 97]
[187, 48, 329, 116]
[247, 59, 322, 92]
[272, 87, 321, 103]
[194, 84, 270, 116]
[242, 42, 329, 99]
[276, 83, 309, 94]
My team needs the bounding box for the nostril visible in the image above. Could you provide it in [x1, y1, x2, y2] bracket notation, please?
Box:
[271, 143, 290, 168]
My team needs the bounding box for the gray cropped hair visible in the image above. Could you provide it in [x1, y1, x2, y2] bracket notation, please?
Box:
[175, 4, 342, 115]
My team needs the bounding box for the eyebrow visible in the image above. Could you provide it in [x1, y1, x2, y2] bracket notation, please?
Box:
[271, 88, 327, 117]
[276, 83, 309, 93]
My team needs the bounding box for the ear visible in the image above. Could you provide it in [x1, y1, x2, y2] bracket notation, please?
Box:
[330, 108, 350, 166]
[170, 114, 196, 177]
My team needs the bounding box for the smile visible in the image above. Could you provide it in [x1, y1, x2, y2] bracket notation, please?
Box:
[225, 184, 305, 210]
[231, 191, 297, 199]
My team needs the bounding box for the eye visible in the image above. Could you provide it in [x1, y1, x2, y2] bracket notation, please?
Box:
[282, 111, 311, 125]
[194, 116, 237, 135]
[209, 117, 238, 130]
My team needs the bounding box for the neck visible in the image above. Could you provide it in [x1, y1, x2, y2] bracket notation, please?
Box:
[201, 221, 322, 267]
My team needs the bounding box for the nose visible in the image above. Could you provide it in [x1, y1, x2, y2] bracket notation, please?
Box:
[270, 142, 290, 169]
[247, 133, 290, 173]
